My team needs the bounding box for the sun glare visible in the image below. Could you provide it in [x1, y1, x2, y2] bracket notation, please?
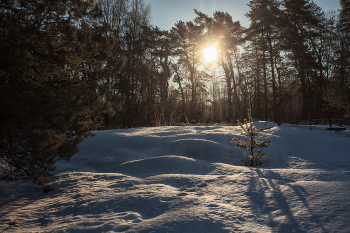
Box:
[203, 45, 218, 63]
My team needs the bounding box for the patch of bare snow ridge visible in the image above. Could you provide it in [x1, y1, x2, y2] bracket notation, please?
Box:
[1, 122, 350, 232]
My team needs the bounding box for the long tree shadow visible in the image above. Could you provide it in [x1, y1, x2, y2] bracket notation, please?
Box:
[246, 168, 311, 232]
[285, 183, 328, 232]
[257, 168, 329, 232]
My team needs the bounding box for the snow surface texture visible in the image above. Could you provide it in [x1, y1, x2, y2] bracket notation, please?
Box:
[1, 122, 350, 232]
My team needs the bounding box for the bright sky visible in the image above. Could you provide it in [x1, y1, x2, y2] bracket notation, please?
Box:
[144, 0, 341, 31]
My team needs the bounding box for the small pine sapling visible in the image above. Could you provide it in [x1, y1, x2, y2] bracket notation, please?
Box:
[231, 114, 272, 167]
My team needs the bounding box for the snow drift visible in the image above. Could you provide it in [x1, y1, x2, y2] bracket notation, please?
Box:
[1, 122, 350, 232]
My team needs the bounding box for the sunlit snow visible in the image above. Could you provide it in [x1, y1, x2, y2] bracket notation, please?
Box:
[1, 122, 350, 232]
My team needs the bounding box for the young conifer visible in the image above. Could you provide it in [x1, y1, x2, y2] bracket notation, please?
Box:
[231, 110, 272, 166]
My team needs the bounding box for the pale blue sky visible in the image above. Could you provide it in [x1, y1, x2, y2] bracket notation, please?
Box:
[144, 0, 341, 30]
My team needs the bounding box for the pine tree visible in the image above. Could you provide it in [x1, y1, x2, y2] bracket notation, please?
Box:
[282, 0, 326, 120]
[231, 111, 272, 167]
[246, 0, 282, 122]
[0, 0, 115, 191]
[194, 10, 244, 121]
[170, 19, 206, 122]
[328, 0, 350, 118]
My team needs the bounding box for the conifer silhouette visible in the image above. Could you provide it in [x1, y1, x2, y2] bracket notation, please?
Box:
[231, 110, 272, 167]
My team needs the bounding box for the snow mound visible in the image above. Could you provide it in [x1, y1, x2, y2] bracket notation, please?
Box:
[118, 155, 215, 176]
[168, 138, 238, 164]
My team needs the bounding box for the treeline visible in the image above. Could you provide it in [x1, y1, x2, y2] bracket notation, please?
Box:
[1, 0, 349, 187]
[166, 0, 350, 124]
[81, 0, 350, 127]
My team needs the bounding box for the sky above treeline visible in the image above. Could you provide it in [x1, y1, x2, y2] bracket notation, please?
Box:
[144, 0, 341, 31]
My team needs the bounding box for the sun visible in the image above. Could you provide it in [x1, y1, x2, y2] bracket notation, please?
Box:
[203, 45, 218, 63]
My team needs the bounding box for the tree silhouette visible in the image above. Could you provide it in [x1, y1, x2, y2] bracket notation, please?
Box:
[231, 112, 272, 167]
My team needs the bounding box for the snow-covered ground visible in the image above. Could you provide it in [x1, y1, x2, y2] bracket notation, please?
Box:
[1, 122, 350, 232]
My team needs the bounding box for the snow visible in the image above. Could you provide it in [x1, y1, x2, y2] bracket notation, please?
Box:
[1, 122, 350, 232]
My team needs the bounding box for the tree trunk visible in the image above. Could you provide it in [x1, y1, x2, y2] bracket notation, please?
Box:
[255, 50, 261, 119]
[267, 33, 277, 122]
[262, 51, 268, 120]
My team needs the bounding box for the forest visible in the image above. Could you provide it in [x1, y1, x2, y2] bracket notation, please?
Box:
[1, 0, 350, 186]
[71, 0, 350, 127]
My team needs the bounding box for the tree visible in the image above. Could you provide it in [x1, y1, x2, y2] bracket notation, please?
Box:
[118, 0, 155, 127]
[86, 0, 129, 126]
[194, 10, 245, 121]
[282, 0, 326, 120]
[328, 0, 350, 118]
[0, 0, 119, 190]
[170, 19, 205, 121]
[231, 111, 271, 167]
[243, 35, 265, 119]
[246, 0, 282, 122]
